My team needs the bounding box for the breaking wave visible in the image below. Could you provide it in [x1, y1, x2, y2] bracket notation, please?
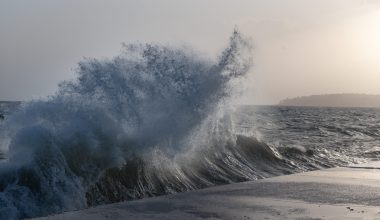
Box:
[0, 30, 261, 219]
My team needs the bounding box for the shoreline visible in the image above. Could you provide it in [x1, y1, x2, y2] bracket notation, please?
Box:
[33, 162, 380, 220]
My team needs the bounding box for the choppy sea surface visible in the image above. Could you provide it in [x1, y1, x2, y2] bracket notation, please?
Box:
[236, 105, 380, 166]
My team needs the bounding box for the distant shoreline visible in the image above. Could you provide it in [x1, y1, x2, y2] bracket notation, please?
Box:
[279, 94, 380, 108]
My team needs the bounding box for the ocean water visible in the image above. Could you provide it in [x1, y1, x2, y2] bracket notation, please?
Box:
[236, 105, 380, 166]
[0, 30, 379, 219]
[2, 103, 379, 219]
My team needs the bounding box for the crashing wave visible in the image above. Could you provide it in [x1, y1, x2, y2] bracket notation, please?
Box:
[0, 30, 260, 219]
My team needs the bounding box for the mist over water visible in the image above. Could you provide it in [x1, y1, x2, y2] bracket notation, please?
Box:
[0, 31, 255, 219]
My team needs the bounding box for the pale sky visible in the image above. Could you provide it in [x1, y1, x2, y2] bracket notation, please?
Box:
[1, 0, 380, 104]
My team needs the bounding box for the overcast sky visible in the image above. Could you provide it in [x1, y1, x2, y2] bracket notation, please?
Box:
[1, 0, 380, 104]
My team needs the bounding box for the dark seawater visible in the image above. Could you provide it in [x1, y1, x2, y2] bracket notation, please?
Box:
[0, 31, 379, 219]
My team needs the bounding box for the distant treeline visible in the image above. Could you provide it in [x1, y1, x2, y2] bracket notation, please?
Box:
[279, 94, 380, 108]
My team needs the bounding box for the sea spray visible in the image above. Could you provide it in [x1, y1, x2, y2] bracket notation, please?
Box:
[0, 30, 257, 219]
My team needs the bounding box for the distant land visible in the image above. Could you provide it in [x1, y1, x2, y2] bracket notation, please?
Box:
[279, 94, 380, 108]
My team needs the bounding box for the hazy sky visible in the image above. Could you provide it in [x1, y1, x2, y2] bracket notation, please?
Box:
[1, 0, 380, 104]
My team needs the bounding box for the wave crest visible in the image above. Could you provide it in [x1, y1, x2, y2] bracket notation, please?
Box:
[0, 30, 254, 219]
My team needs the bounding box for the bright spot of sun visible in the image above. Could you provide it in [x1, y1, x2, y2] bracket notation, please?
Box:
[349, 9, 380, 66]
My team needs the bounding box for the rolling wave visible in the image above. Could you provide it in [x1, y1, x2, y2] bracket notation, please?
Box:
[0, 30, 258, 219]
